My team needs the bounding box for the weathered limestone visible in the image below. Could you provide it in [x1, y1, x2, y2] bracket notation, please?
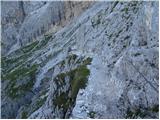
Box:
[1, 1, 159, 119]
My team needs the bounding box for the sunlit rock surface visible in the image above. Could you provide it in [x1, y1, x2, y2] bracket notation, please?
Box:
[1, 1, 159, 119]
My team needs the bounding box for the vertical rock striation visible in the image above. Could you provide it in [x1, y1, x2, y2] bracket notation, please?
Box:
[1, 1, 93, 55]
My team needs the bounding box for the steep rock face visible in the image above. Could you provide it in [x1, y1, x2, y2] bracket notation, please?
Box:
[71, 1, 159, 118]
[1, 1, 26, 55]
[1, 1, 159, 119]
[1, 1, 93, 55]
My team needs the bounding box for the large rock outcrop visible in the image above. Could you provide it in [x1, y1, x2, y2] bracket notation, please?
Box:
[1, 1, 159, 119]
[1, 1, 93, 55]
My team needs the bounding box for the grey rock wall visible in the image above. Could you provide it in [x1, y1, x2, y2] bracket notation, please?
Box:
[1, 1, 25, 55]
[1, 1, 93, 55]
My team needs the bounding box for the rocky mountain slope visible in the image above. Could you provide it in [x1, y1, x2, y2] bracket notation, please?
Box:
[1, 1, 159, 119]
[1, 1, 92, 55]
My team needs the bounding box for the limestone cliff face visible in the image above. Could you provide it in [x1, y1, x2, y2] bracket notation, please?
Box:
[1, 1, 25, 55]
[1, 1, 93, 55]
[1, 1, 159, 119]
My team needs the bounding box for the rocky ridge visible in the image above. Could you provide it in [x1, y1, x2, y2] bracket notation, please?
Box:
[1, 1, 159, 119]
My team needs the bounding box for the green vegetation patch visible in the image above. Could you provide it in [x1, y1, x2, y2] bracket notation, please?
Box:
[110, 1, 119, 12]
[26, 90, 48, 116]
[125, 108, 146, 119]
[88, 111, 96, 118]
[125, 105, 159, 119]
[36, 34, 52, 49]
[151, 104, 159, 113]
[54, 92, 71, 110]
[21, 111, 28, 119]
[5, 33, 52, 60]
[22, 41, 39, 53]
[2, 33, 53, 75]
[1, 54, 32, 76]
[70, 65, 90, 98]
[53, 56, 92, 117]
[4, 64, 38, 81]
[121, 7, 129, 14]
[5, 64, 38, 99]
[32, 96, 47, 112]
